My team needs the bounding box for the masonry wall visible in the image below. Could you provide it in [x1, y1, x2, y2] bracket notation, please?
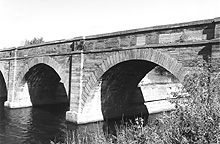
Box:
[0, 17, 219, 124]
[71, 19, 217, 51]
[69, 17, 220, 124]
[2, 42, 72, 108]
[69, 54, 81, 113]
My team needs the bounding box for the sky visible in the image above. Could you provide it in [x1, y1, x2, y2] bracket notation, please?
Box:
[0, 0, 219, 49]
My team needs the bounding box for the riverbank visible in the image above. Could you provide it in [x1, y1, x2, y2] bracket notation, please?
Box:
[51, 114, 164, 144]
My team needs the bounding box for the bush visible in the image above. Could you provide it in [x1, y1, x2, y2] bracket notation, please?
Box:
[111, 118, 163, 144]
[151, 62, 220, 143]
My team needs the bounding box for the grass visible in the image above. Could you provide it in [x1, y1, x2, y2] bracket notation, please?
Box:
[51, 110, 220, 144]
[51, 116, 165, 144]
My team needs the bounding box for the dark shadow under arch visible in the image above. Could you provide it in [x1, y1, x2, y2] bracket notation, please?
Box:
[101, 60, 157, 121]
[0, 71, 7, 102]
[100, 60, 181, 137]
[24, 63, 68, 106]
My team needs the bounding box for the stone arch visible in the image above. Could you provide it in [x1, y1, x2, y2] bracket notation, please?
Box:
[16, 56, 69, 96]
[0, 70, 7, 100]
[80, 48, 189, 113]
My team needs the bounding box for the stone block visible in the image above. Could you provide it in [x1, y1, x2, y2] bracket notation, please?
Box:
[105, 37, 119, 49]
[84, 40, 94, 50]
[136, 35, 146, 46]
[215, 26, 220, 38]
[66, 111, 78, 124]
[93, 39, 105, 49]
[130, 35, 136, 47]
[119, 36, 130, 48]
[184, 29, 205, 41]
[0, 52, 9, 59]
[115, 52, 120, 63]
[146, 32, 159, 44]
[159, 32, 182, 44]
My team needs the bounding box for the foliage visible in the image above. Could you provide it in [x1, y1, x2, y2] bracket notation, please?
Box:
[154, 66, 170, 76]
[51, 127, 109, 144]
[151, 60, 220, 144]
[154, 66, 179, 83]
[21, 37, 44, 46]
[110, 118, 163, 144]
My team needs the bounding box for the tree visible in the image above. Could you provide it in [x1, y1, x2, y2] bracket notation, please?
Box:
[21, 37, 44, 46]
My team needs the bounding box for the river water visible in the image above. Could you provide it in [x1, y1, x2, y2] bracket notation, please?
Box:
[0, 98, 157, 144]
[0, 99, 70, 143]
[0, 98, 126, 144]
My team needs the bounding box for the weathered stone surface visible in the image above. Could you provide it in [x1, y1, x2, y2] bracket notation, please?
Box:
[159, 32, 183, 43]
[0, 51, 12, 58]
[84, 41, 94, 50]
[105, 37, 119, 49]
[119, 36, 130, 48]
[136, 35, 146, 46]
[130, 35, 137, 47]
[15, 43, 72, 58]
[93, 39, 105, 49]
[146, 32, 159, 44]
[215, 23, 220, 38]
[0, 17, 219, 124]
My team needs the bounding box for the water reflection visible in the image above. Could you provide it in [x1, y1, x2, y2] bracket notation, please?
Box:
[0, 101, 68, 144]
[0, 99, 112, 144]
[0, 98, 156, 144]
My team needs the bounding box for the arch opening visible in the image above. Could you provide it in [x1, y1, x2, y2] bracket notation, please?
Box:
[0, 71, 7, 102]
[23, 63, 68, 106]
[100, 60, 181, 122]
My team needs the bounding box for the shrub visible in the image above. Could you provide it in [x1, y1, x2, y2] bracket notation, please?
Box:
[152, 61, 220, 143]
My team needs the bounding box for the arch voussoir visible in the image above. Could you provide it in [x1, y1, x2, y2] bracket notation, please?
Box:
[129, 49, 135, 59]
[136, 49, 142, 59]
[145, 48, 153, 61]
[115, 52, 120, 64]
[150, 50, 160, 63]
[123, 50, 130, 61]
[100, 63, 106, 72]
[108, 55, 114, 68]
[94, 68, 104, 79]
[43, 57, 49, 63]
[38, 57, 43, 63]
[112, 54, 117, 66]
[160, 54, 170, 70]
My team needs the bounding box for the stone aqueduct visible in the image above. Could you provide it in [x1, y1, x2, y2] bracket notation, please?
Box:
[0, 17, 220, 124]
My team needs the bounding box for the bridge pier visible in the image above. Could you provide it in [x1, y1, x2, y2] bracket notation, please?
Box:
[4, 82, 32, 108]
[66, 111, 78, 124]
[66, 84, 104, 124]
